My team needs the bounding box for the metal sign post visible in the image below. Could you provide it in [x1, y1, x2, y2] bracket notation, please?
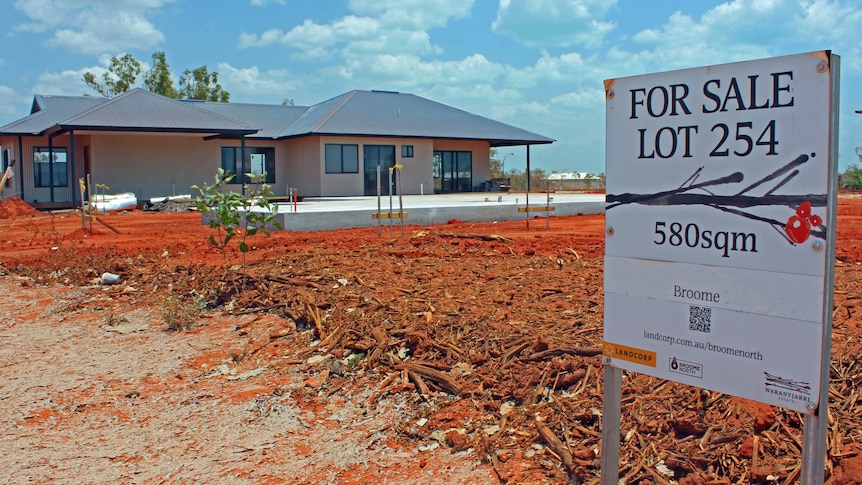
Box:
[376, 166, 382, 236]
[601, 51, 839, 484]
[800, 52, 840, 485]
[600, 365, 622, 484]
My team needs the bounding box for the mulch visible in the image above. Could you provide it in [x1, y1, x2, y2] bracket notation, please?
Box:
[3, 197, 862, 484]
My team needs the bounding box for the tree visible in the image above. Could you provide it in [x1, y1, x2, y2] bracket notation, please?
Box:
[179, 66, 229, 102]
[83, 52, 230, 102]
[489, 158, 503, 178]
[529, 168, 548, 191]
[489, 148, 504, 178]
[144, 51, 179, 99]
[843, 163, 862, 189]
[506, 167, 549, 191]
[83, 53, 142, 97]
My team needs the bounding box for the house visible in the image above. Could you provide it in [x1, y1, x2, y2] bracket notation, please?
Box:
[0, 88, 554, 209]
[546, 172, 604, 191]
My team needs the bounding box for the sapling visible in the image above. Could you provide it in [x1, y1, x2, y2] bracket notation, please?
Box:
[191, 168, 281, 267]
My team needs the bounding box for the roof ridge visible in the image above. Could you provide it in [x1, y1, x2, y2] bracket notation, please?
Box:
[195, 100, 307, 109]
[62, 88, 259, 131]
[59, 88, 142, 124]
[162, 91, 261, 130]
[0, 110, 48, 134]
[39, 94, 104, 100]
[309, 90, 358, 132]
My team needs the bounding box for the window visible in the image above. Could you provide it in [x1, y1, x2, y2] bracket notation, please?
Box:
[221, 147, 275, 183]
[34, 147, 67, 188]
[401, 145, 414, 158]
[325, 144, 359, 173]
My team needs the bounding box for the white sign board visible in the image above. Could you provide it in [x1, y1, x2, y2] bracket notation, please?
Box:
[603, 51, 837, 414]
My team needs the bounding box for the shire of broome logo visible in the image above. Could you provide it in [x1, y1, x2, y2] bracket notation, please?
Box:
[669, 357, 703, 379]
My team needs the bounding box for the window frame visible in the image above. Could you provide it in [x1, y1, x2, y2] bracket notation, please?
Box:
[33, 147, 68, 188]
[401, 145, 414, 158]
[324, 144, 359, 174]
[433, 150, 473, 193]
[220, 146, 275, 184]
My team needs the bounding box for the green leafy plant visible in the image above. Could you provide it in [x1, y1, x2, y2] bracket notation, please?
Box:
[191, 168, 281, 266]
[843, 163, 862, 190]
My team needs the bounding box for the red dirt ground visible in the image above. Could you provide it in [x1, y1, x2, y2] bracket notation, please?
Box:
[0, 195, 860, 484]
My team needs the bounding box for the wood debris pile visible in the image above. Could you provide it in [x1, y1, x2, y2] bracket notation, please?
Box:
[122, 229, 859, 484]
[8, 210, 862, 484]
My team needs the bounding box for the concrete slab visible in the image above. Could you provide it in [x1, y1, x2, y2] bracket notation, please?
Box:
[265, 192, 605, 231]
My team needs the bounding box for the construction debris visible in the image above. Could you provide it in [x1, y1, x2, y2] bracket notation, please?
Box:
[144, 194, 195, 212]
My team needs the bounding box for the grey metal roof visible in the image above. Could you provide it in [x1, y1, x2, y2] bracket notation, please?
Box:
[2, 89, 554, 147]
[0, 89, 257, 136]
[277, 90, 555, 146]
[192, 101, 306, 138]
[32, 94, 107, 116]
[0, 95, 106, 135]
[60, 89, 258, 135]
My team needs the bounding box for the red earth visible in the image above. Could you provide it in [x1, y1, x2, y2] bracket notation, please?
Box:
[0, 194, 860, 484]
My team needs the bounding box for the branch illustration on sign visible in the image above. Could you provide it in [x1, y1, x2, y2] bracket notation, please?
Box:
[606, 153, 826, 244]
[764, 372, 811, 396]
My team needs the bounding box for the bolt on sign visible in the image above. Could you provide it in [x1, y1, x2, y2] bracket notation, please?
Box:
[603, 51, 838, 414]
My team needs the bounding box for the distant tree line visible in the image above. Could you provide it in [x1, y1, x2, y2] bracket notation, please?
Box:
[489, 148, 602, 191]
[83, 52, 229, 102]
[494, 149, 862, 192]
[842, 147, 862, 189]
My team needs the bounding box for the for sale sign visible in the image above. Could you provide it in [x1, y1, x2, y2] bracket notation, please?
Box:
[603, 51, 838, 414]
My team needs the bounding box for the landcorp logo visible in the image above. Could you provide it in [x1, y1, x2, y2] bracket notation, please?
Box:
[669, 357, 703, 379]
[603, 342, 656, 367]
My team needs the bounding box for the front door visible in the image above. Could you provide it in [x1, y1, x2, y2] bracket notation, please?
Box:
[363, 145, 396, 196]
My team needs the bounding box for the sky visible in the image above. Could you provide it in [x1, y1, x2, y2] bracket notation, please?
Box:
[1, 0, 861, 175]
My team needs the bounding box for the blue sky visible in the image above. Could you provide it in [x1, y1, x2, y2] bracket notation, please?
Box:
[2, 0, 861, 174]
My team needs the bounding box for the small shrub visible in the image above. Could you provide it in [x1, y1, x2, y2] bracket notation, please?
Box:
[191, 168, 281, 267]
[162, 295, 202, 331]
[105, 313, 129, 327]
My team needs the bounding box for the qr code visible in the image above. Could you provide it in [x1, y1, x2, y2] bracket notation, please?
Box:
[689, 306, 711, 333]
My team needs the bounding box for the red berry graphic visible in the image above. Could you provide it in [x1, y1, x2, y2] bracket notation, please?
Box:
[785, 215, 811, 244]
[796, 201, 811, 218]
[809, 214, 822, 226]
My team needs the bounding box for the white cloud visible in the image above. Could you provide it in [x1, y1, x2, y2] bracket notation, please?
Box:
[240, 16, 445, 61]
[492, 0, 618, 49]
[423, 83, 525, 124]
[238, 28, 289, 49]
[551, 87, 604, 109]
[507, 51, 602, 89]
[348, 0, 473, 29]
[32, 66, 101, 97]
[13, 0, 171, 56]
[216, 63, 305, 104]
[336, 53, 507, 92]
[250, 0, 284, 5]
[0, 86, 30, 119]
[629, 0, 862, 72]
[239, 1, 473, 60]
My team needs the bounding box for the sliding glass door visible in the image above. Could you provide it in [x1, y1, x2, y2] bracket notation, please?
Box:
[433, 151, 472, 193]
[363, 145, 396, 196]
